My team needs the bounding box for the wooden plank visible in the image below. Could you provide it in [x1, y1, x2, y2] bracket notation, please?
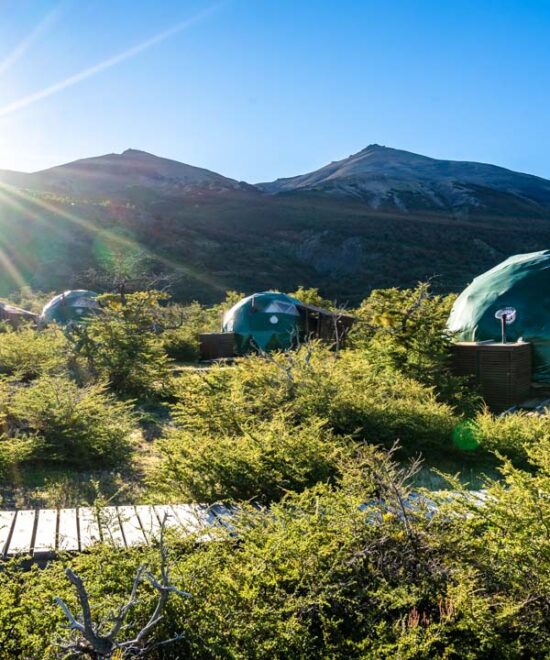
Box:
[33, 509, 58, 558]
[208, 503, 235, 531]
[117, 506, 147, 547]
[170, 504, 209, 533]
[58, 509, 79, 552]
[99, 506, 125, 547]
[135, 505, 162, 543]
[78, 508, 101, 550]
[153, 504, 183, 531]
[7, 510, 36, 556]
[0, 511, 16, 558]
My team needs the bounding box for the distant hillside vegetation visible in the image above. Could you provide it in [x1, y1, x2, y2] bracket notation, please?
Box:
[1, 145, 549, 303]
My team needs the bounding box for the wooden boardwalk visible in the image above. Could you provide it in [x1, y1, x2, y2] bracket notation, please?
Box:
[0, 504, 229, 560]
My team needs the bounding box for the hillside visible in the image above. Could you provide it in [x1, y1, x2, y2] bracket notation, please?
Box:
[1, 146, 550, 303]
[259, 144, 550, 215]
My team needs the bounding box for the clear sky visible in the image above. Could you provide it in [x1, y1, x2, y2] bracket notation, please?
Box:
[0, 0, 549, 182]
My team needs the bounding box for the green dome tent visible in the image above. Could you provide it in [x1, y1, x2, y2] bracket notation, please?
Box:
[223, 292, 305, 354]
[41, 290, 100, 325]
[448, 250, 550, 382]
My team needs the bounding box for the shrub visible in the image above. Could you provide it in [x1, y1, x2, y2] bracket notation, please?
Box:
[171, 344, 457, 454]
[352, 283, 478, 413]
[152, 414, 347, 504]
[288, 285, 335, 309]
[470, 408, 550, 464]
[1, 442, 549, 658]
[1, 375, 135, 467]
[159, 302, 206, 362]
[0, 326, 70, 380]
[72, 291, 172, 399]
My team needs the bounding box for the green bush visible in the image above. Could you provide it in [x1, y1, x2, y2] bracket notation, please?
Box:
[471, 408, 550, 464]
[0, 326, 70, 380]
[0, 443, 549, 658]
[0, 375, 135, 467]
[351, 283, 478, 413]
[171, 344, 457, 454]
[152, 414, 347, 504]
[159, 302, 206, 362]
[72, 291, 172, 399]
[161, 326, 199, 362]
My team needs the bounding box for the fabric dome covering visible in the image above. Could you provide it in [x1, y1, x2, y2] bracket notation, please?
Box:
[41, 290, 100, 325]
[448, 250, 550, 382]
[223, 292, 304, 353]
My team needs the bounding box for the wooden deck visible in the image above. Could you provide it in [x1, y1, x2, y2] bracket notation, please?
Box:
[0, 504, 229, 560]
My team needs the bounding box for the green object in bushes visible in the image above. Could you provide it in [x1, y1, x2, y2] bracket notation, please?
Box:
[222, 291, 304, 354]
[448, 250, 550, 382]
[452, 420, 481, 451]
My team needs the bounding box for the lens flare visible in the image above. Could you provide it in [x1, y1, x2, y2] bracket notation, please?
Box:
[0, 180, 225, 291]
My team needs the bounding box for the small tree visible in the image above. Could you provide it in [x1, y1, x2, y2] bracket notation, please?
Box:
[72, 291, 172, 399]
[352, 283, 477, 412]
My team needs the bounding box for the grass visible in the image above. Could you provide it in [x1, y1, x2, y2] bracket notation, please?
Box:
[0, 427, 162, 509]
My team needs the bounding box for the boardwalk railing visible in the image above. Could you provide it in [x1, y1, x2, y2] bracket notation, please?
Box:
[0, 504, 229, 560]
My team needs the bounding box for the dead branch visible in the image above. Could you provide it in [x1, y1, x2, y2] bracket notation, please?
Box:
[55, 515, 191, 658]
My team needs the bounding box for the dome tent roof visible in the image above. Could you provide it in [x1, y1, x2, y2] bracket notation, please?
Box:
[223, 291, 304, 353]
[41, 289, 100, 325]
[448, 250, 550, 382]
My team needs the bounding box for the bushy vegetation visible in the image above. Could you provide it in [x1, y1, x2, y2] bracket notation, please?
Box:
[469, 408, 550, 465]
[351, 283, 478, 413]
[0, 376, 134, 469]
[0, 282, 547, 657]
[153, 414, 346, 504]
[0, 442, 548, 658]
[0, 326, 71, 380]
[72, 291, 172, 399]
[168, 345, 458, 456]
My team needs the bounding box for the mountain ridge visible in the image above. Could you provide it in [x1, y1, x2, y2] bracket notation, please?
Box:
[3, 144, 550, 215]
[0, 144, 549, 304]
[257, 144, 550, 213]
[0, 148, 253, 198]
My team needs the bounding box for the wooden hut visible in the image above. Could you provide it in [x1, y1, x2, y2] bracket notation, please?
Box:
[0, 302, 38, 328]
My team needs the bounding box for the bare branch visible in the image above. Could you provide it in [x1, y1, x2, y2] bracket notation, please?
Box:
[55, 515, 191, 658]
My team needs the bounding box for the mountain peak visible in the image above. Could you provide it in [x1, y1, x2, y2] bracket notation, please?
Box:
[3, 148, 248, 199]
[258, 144, 550, 212]
[121, 148, 156, 158]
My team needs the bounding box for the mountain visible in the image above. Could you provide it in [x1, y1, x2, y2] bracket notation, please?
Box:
[258, 144, 550, 216]
[0, 149, 252, 199]
[0, 146, 550, 305]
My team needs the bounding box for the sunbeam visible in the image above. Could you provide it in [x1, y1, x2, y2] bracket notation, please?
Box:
[0, 2, 223, 118]
[0, 180, 226, 291]
[0, 3, 65, 77]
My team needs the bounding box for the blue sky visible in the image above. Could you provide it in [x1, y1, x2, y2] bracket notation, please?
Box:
[0, 0, 549, 182]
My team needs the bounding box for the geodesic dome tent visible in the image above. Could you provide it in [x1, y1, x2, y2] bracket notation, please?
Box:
[40, 290, 100, 325]
[223, 292, 305, 354]
[448, 250, 550, 382]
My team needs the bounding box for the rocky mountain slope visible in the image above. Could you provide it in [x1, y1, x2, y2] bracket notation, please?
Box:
[258, 144, 550, 216]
